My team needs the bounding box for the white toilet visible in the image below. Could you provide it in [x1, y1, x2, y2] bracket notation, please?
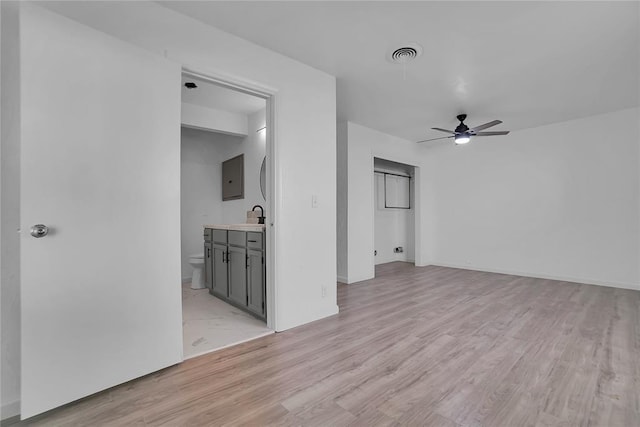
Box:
[188, 253, 205, 290]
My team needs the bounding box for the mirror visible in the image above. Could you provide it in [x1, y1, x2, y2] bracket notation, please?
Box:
[259, 156, 266, 201]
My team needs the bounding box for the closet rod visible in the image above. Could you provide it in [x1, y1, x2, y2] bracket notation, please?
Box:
[373, 170, 411, 179]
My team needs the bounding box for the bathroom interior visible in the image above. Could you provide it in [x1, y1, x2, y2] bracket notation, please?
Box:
[180, 74, 272, 359]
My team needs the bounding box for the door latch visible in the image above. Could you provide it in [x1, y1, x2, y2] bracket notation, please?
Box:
[30, 224, 49, 238]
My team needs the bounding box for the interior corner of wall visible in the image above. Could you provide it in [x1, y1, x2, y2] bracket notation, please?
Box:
[330, 304, 340, 316]
[1, 399, 21, 421]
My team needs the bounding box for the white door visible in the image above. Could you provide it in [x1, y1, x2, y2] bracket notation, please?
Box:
[20, 6, 183, 418]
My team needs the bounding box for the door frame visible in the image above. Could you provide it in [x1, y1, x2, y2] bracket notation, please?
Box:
[181, 68, 277, 330]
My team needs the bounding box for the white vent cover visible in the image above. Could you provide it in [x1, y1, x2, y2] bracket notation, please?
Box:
[388, 43, 423, 64]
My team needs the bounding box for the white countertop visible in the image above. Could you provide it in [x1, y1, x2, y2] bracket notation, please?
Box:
[204, 224, 266, 232]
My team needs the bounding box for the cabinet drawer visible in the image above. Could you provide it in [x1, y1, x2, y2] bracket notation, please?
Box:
[212, 229, 228, 244]
[228, 230, 246, 247]
[204, 228, 212, 242]
[247, 232, 263, 250]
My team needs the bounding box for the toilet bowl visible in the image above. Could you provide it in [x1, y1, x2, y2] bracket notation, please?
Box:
[188, 253, 205, 290]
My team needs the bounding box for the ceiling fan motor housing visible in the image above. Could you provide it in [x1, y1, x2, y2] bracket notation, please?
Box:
[455, 123, 469, 134]
[455, 114, 469, 134]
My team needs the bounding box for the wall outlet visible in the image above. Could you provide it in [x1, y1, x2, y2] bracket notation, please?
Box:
[321, 285, 327, 297]
[394, 246, 404, 253]
[311, 195, 318, 208]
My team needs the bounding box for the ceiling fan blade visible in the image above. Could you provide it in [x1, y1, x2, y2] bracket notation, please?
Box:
[474, 131, 510, 136]
[416, 135, 454, 143]
[470, 120, 502, 132]
[431, 127, 456, 134]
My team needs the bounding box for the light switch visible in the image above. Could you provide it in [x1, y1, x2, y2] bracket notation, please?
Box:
[312, 195, 318, 208]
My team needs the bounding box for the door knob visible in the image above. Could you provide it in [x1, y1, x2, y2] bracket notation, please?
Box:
[30, 224, 49, 238]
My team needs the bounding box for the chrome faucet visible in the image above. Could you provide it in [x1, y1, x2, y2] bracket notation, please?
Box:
[252, 205, 265, 224]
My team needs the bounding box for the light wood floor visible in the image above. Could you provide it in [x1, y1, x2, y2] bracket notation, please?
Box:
[16, 263, 640, 426]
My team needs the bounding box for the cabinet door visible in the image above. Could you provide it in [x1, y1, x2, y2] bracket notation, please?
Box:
[247, 249, 265, 317]
[212, 243, 228, 298]
[222, 154, 244, 201]
[228, 245, 247, 306]
[204, 242, 213, 290]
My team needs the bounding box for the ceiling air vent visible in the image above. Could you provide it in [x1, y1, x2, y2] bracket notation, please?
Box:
[388, 43, 423, 64]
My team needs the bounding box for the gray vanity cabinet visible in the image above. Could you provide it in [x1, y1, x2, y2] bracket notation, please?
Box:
[247, 248, 265, 316]
[205, 227, 266, 321]
[211, 243, 228, 298]
[227, 245, 248, 306]
[246, 231, 265, 317]
[204, 241, 213, 290]
[203, 228, 214, 291]
[210, 229, 229, 298]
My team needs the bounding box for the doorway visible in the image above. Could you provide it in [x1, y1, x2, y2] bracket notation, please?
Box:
[374, 158, 416, 271]
[180, 72, 274, 359]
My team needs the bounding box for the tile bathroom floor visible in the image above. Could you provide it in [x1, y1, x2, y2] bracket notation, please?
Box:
[182, 283, 272, 359]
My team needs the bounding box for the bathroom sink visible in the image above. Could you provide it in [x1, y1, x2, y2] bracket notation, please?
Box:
[204, 223, 266, 231]
[227, 223, 266, 230]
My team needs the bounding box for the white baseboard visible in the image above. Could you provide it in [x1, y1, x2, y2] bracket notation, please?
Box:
[182, 277, 191, 284]
[375, 256, 415, 265]
[345, 274, 375, 284]
[431, 262, 640, 291]
[275, 304, 339, 332]
[337, 275, 348, 284]
[1, 399, 20, 421]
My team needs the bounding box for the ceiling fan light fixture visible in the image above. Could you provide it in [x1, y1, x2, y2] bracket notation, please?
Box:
[417, 115, 509, 144]
[454, 134, 470, 145]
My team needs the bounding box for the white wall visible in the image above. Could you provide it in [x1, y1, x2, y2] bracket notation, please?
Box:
[1, 1, 21, 420]
[428, 107, 640, 289]
[336, 121, 348, 283]
[17, 2, 338, 331]
[340, 122, 433, 284]
[221, 109, 267, 224]
[180, 127, 243, 280]
[181, 102, 248, 137]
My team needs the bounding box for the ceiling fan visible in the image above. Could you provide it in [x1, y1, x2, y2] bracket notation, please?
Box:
[417, 114, 510, 144]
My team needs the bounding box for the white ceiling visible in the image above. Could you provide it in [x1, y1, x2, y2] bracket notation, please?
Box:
[163, 1, 639, 142]
[181, 74, 265, 115]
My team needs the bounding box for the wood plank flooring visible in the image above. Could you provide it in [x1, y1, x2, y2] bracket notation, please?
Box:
[16, 263, 640, 426]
